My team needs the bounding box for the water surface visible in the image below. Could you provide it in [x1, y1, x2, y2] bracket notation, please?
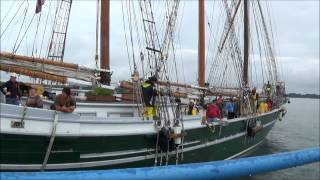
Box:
[239, 98, 319, 180]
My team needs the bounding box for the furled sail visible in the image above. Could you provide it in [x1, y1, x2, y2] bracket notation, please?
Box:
[0, 51, 97, 83]
[0, 65, 67, 83]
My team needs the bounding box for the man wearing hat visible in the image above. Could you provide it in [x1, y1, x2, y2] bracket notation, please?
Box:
[0, 73, 21, 105]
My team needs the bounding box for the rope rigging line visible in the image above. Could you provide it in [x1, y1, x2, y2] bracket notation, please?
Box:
[174, 1, 187, 87]
[128, 0, 138, 70]
[205, 0, 281, 92]
[13, 13, 36, 54]
[11, 1, 29, 53]
[207, 0, 244, 90]
[208, 2, 225, 69]
[224, 0, 243, 87]
[46, 0, 72, 62]
[253, 1, 275, 84]
[205, 0, 219, 70]
[56, 0, 72, 61]
[130, 0, 145, 74]
[121, 0, 133, 75]
[1, 0, 26, 37]
[265, 1, 283, 80]
[257, 0, 278, 83]
[39, 0, 53, 58]
[46, 0, 60, 59]
[252, 1, 266, 85]
[135, 2, 184, 163]
[249, 0, 272, 84]
[32, 12, 43, 57]
[139, 1, 156, 74]
[207, 2, 226, 84]
[0, 0, 17, 26]
[159, 1, 180, 80]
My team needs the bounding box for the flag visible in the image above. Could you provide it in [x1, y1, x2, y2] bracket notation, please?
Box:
[35, 0, 45, 14]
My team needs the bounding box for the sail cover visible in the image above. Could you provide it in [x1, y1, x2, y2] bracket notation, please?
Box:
[0, 52, 97, 83]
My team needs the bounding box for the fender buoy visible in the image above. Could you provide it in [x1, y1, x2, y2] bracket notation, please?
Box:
[278, 111, 283, 121]
[173, 126, 182, 145]
[278, 107, 287, 121]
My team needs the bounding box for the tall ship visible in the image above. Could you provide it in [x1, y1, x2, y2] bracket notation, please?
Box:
[0, 0, 288, 171]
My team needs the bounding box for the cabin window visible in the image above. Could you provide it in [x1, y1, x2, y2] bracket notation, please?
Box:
[107, 112, 134, 117]
[77, 112, 97, 117]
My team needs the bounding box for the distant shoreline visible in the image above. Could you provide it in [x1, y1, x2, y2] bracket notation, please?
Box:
[287, 93, 320, 99]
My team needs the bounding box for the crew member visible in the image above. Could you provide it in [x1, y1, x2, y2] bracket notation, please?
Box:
[53, 87, 76, 113]
[251, 87, 258, 113]
[206, 99, 221, 123]
[185, 100, 199, 116]
[0, 73, 21, 105]
[141, 76, 158, 119]
[266, 81, 272, 98]
[226, 98, 235, 119]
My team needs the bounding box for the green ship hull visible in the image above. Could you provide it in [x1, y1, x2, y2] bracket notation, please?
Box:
[0, 106, 280, 171]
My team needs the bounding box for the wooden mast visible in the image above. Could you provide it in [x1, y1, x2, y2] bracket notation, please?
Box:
[100, 0, 111, 85]
[198, 0, 205, 87]
[243, 0, 249, 87]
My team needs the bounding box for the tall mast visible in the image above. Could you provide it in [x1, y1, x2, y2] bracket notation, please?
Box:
[243, 0, 249, 87]
[198, 0, 205, 87]
[100, 0, 111, 85]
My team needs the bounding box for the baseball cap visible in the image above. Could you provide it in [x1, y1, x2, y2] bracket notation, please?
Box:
[10, 72, 17, 78]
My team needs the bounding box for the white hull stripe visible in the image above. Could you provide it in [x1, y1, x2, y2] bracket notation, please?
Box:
[80, 149, 154, 159]
[0, 120, 276, 170]
[225, 140, 264, 160]
[80, 141, 201, 159]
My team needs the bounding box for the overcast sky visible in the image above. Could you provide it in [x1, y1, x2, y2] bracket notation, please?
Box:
[1, 0, 319, 94]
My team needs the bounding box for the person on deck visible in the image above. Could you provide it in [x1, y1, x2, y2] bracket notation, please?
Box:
[251, 87, 258, 113]
[25, 86, 43, 108]
[141, 76, 158, 119]
[206, 99, 221, 123]
[233, 97, 240, 118]
[226, 98, 235, 119]
[216, 96, 224, 118]
[258, 101, 264, 113]
[266, 81, 272, 98]
[0, 73, 21, 105]
[52, 87, 76, 113]
[185, 100, 199, 116]
[258, 101, 269, 113]
[267, 98, 273, 111]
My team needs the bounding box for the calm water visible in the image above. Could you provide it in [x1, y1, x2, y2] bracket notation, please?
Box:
[238, 98, 320, 180]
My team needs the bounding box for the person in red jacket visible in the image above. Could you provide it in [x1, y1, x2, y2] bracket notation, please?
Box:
[267, 98, 273, 111]
[206, 100, 221, 123]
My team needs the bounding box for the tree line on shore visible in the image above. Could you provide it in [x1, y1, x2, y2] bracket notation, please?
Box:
[286, 93, 320, 99]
